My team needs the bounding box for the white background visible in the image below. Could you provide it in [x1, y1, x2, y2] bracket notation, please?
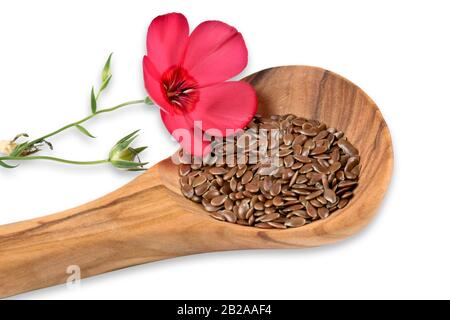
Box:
[1, 0, 449, 299]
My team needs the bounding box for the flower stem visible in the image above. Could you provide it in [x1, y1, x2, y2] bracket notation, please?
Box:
[27, 99, 149, 146]
[0, 156, 109, 166]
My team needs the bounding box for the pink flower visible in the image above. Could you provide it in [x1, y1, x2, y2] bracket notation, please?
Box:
[143, 13, 257, 156]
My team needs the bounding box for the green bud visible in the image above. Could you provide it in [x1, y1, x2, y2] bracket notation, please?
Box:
[109, 130, 148, 170]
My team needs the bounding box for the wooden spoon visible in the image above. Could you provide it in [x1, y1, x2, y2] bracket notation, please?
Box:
[0, 66, 393, 298]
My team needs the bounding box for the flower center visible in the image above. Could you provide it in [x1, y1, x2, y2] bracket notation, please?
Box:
[161, 66, 199, 114]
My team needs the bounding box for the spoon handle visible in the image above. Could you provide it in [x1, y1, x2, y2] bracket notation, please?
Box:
[0, 164, 184, 298]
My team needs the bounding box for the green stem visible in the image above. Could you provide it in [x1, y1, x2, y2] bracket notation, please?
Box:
[0, 156, 109, 166]
[27, 99, 148, 146]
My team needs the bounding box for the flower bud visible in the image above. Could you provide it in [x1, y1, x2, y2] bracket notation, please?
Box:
[109, 130, 148, 170]
[0, 140, 17, 155]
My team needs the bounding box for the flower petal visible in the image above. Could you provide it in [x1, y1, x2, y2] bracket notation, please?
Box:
[187, 81, 257, 136]
[147, 13, 189, 74]
[143, 56, 172, 113]
[160, 110, 210, 156]
[183, 21, 248, 87]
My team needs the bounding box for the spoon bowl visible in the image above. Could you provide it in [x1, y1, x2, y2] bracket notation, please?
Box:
[0, 66, 393, 297]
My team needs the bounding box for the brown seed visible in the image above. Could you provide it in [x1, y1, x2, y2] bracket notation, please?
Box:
[264, 199, 273, 208]
[304, 139, 316, 150]
[296, 176, 308, 184]
[210, 212, 225, 221]
[306, 202, 318, 218]
[236, 219, 249, 226]
[267, 222, 287, 229]
[211, 195, 228, 206]
[305, 190, 324, 200]
[278, 149, 293, 157]
[192, 175, 207, 188]
[341, 191, 353, 199]
[292, 134, 307, 146]
[317, 196, 328, 205]
[283, 133, 294, 145]
[284, 155, 295, 167]
[254, 210, 265, 217]
[291, 162, 303, 170]
[264, 207, 277, 214]
[270, 182, 282, 196]
[324, 188, 337, 204]
[337, 139, 359, 156]
[220, 183, 231, 195]
[292, 188, 310, 195]
[241, 171, 253, 184]
[300, 127, 318, 137]
[236, 165, 247, 178]
[338, 198, 349, 209]
[180, 176, 189, 186]
[313, 130, 329, 141]
[310, 199, 323, 207]
[222, 210, 237, 223]
[246, 180, 260, 193]
[204, 203, 221, 212]
[310, 145, 328, 155]
[223, 166, 238, 180]
[329, 162, 341, 173]
[281, 168, 294, 180]
[292, 118, 306, 126]
[307, 170, 322, 180]
[293, 144, 303, 155]
[285, 204, 304, 212]
[181, 184, 194, 198]
[203, 189, 220, 200]
[312, 162, 330, 174]
[245, 207, 254, 220]
[254, 202, 265, 211]
[195, 182, 209, 196]
[345, 156, 359, 172]
[224, 198, 233, 211]
[289, 170, 299, 187]
[338, 180, 358, 188]
[351, 164, 361, 176]
[255, 222, 273, 229]
[318, 207, 330, 219]
[299, 164, 313, 174]
[285, 217, 306, 227]
[294, 155, 312, 163]
[336, 170, 346, 181]
[260, 212, 280, 222]
[209, 167, 228, 175]
[179, 164, 191, 176]
[273, 196, 284, 207]
[345, 171, 358, 180]
[262, 176, 273, 192]
[292, 210, 309, 218]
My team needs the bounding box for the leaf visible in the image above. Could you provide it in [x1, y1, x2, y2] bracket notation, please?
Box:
[90, 86, 97, 114]
[0, 160, 18, 169]
[111, 160, 148, 169]
[13, 133, 29, 142]
[126, 167, 148, 172]
[131, 146, 147, 155]
[99, 74, 112, 93]
[102, 53, 113, 82]
[9, 143, 30, 157]
[75, 125, 96, 138]
[144, 97, 154, 105]
[117, 130, 140, 144]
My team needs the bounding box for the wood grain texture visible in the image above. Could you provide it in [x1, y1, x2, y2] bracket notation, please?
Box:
[0, 66, 393, 298]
